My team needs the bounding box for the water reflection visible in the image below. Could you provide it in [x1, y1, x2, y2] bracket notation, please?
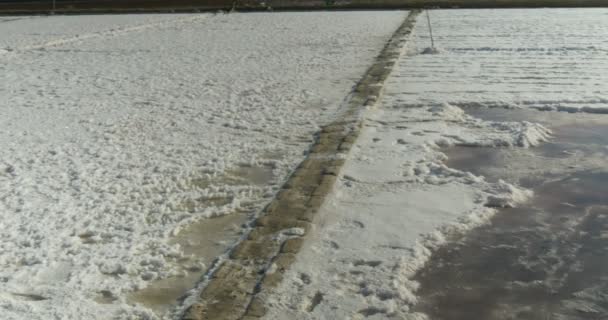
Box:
[413, 108, 608, 320]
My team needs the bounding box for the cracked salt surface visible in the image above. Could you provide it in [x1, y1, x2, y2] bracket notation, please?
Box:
[414, 108, 608, 320]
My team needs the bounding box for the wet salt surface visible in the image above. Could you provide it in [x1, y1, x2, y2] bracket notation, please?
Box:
[127, 164, 275, 315]
[413, 108, 608, 320]
[467, 107, 608, 160]
[129, 211, 248, 314]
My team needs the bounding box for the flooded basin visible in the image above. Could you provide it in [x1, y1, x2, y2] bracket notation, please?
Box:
[413, 108, 608, 320]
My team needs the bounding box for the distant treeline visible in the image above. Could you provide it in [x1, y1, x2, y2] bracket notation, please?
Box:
[1, 0, 606, 14]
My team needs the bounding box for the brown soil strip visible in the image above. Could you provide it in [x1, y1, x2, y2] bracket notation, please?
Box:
[181, 10, 420, 320]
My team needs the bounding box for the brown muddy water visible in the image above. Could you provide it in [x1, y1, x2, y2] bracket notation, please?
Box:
[413, 108, 608, 320]
[127, 164, 275, 315]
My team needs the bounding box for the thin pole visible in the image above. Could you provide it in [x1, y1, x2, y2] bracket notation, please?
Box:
[426, 10, 435, 49]
[52, 0, 56, 11]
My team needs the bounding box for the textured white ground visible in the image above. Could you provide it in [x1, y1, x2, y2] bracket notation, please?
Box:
[0, 14, 190, 51]
[262, 8, 608, 320]
[0, 11, 407, 319]
[397, 8, 608, 113]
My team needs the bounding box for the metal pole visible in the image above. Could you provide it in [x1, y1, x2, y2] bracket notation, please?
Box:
[52, 0, 56, 12]
[426, 10, 435, 49]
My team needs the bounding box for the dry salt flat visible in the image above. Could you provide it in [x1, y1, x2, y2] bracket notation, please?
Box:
[396, 8, 608, 113]
[262, 8, 608, 320]
[0, 11, 408, 319]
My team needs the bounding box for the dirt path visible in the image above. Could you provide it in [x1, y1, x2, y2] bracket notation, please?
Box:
[181, 10, 421, 320]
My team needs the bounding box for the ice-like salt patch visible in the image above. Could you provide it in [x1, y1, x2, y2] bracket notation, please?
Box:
[393, 103, 551, 149]
[485, 180, 533, 208]
[428, 103, 465, 121]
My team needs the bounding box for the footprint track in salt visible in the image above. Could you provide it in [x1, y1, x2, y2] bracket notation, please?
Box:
[0, 11, 408, 320]
[306, 292, 324, 312]
[351, 220, 365, 228]
[299, 273, 312, 285]
[353, 260, 382, 268]
[358, 306, 389, 317]
[10, 293, 48, 302]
